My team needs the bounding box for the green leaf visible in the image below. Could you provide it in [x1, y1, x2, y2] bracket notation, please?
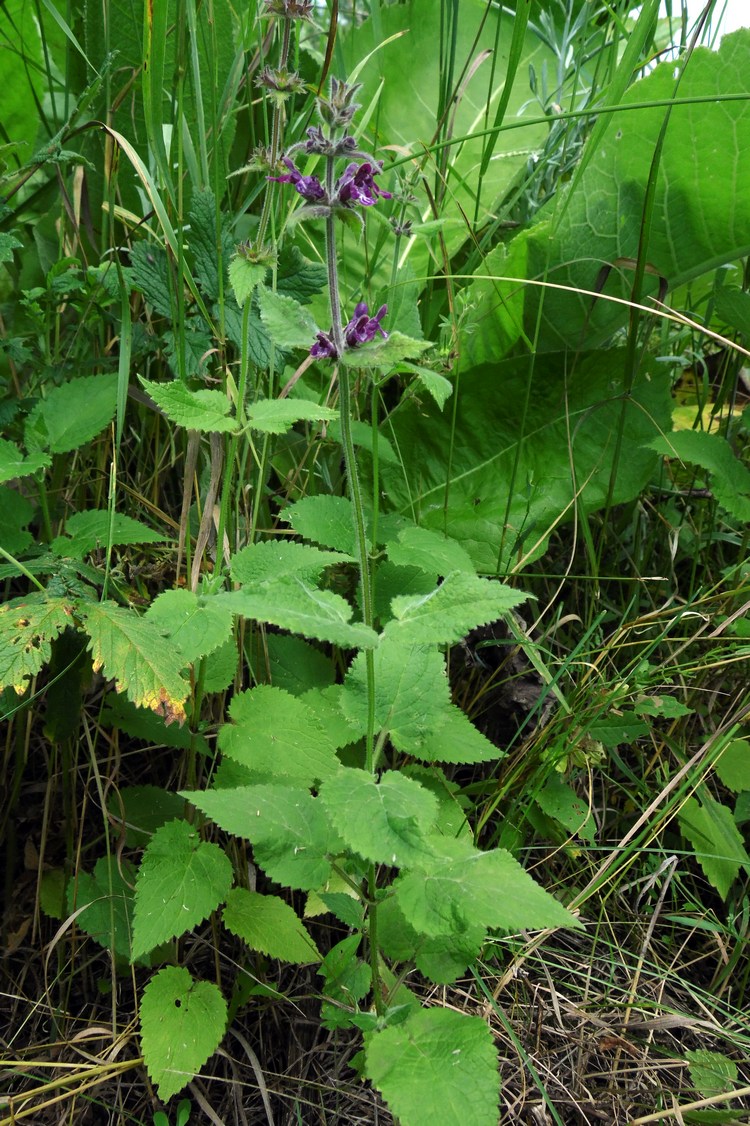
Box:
[366, 1008, 499, 1126]
[145, 589, 234, 665]
[319, 769, 438, 866]
[714, 740, 750, 794]
[257, 285, 319, 350]
[283, 494, 365, 554]
[131, 819, 233, 959]
[231, 540, 352, 587]
[139, 377, 238, 433]
[106, 785, 187, 848]
[68, 856, 137, 961]
[686, 1049, 739, 1100]
[101, 695, 209, 754]
[650, 429, 750, 522]
[223, 888, 321, 963]
[414, 705, 501, 766]
[678, 791, 750, 900]
[377, 896, 485, 984]
[246, 398, 337, 435]
[188, 189, 232, 301]
[536, 775, 595, 841]
[388, 572, 527, 645]
[394, 836, 579, 937]
[80, 600, 189, 724]
[276, 245, 327, 305]
[265, 633, 335, 695]
[140, 966, 227, 1101]
[186, 785, 339, 890]
[228, 254, 266, 308]
[51, 509, 163, 560]
[0, 438, 50, 483]
[131, 242, 172, 317]
[340, 331, 432, 369]
[218, 685, 342, 784]
[386, 526, 475, 577]
[0, 231, 22, 265]
[218, 584, 378, 649]
[202, 637, 239, 694]
[633, 695, 693, 719]
[0, 594, 74, 695]
[25, 374, 118, 454]
[402, 363, 453, 410]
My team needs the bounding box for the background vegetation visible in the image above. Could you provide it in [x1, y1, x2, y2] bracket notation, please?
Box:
[1, 0, 750, 1122]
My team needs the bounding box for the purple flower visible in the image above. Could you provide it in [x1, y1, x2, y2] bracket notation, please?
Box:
[268, 156, 326, 203]
[310, 330, 338, 359]
[335, 161, 392, 208]
[344, 302, 388, 347]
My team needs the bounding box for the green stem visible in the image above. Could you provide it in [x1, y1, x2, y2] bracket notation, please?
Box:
[256, 15, 292, 249]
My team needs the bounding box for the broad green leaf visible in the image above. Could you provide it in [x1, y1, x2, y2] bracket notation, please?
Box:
[340, 331, 431, 369]
[386, 526, 475, 577]
[0, 438, 50, 483]
[0, 486, 34, 555]
[380, 350, 670, 571]
[131, 819, 233, 959]
[413, 705, 501, 766]
[536, 775, 595, 842]
[265, 633, 335, 695]
[326, 419, 399, 465]
[145, 589, 234, 664]
[81, 600, 189, 724]
[341, 638, 451, 752]
[101, 695, 209, 754]
[246, 398, 337, 435]
[388, 572, 527, 645]
[276, 245, 327, 305]
[394, 836, 579, 937]
[231, 540, 352, 587]
[202, 637, 239, 694]
[223, 888, 321, 963]
[25, 374, 118, 454]
[714, 287, 750, 335]
[186, 784, 339, 890]
[106, 785, 187, 848]
[714, 740, 750, 794]
[131, 242, 172, 317]
[678, 791, 750, 900]
[51, 509, 163, 560]
[650, 428, 750, 522]
[283, 494, 364, 554]
[404, 364, 453, 410]
[377, 896, 486, 984]
[139, 377, 238, 433]
[0, 231, 23, 265]
[218, 584, 378, 649]
[188, 189, 233, 302]
[218, 685, 342, 784]
[633, 695, 693, 719]
[374, 563, 437, 623]
[0, 594, 74, 695]
[67, 856, 137, 961]
[257, 285, 319, 350]
[319, 769, 438, 867]
[686, 1049, 739, 1100]
[140, 966, 227, 1101]
[366, 1008, 499, 1126]
[228, 254, 266, 307]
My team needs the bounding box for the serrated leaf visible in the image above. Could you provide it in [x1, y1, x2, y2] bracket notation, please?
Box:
[386, 526, 475, 577]
[101, 695, 208, 754]
[188, 189, 233, 301]
[340, 331, 431, 369]
[389, 572, 527, 645]
[319, 769, 438, 866]
[185, 785, 339, 890]
[633, 695, 693, 719]
[714, 740, 750, 794]
[81, 600, 189, 724]
[67, 856, 137, 961]
[231, 540, 352, 587]
[536, 775, 595, 841]
[139, 377, 238, 433]
[414, 705, 501, 765]
[650, 429, 750, 523]
[257, 285, 319, 350]
[51, 509, 163, 560]
[132, 819, 233, 959]
[366, 1008, 499, 1126]
[218, 685, 342, 784]
[283, 494, 364, 554]
[405, 363, 453, 409]
[163, 322, 213, 380]
[217, 584, 378, 649]
[0, 594, 74, 695]
[0, 438, 50, 483]
[145, 589, 234, 665]
[686, 1049, 739, 1100]
[25, 374, 118, 454]
[131, 242, 172, 317]
[394, 836, 579, 937]
[276, 245, 327, 304]
[266, 633, 335, 695]
[140, 966, 227, 1101]
[228, 254, 267, 307]
[246, 398, 337, 435]
[678, 792, 750, 900]
[106, 785, 187, 848]
[0, 231, 22, 265]
[223, 888, 321, 963]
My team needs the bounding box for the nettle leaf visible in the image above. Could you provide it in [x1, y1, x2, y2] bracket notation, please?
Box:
[25, 374, 118, 454]
[394, 836, 579, 937]
[145, 589, 234, 665]
[218, 685, 342, 784]
[366, 1008, 499, 1126]
[265, 633, 335, 695]
[276, 245, 327, 305]
[402, 363, 453, 410]
[0, 486, 34, 555]
[188, 188, 233, 301]
[319, 769, 438, 866]
[51, 509, 163, 560]
[218, 584, 377, 649]
[326, 418, 399, 465]
[377, 896, 486, 984]
[131, 242, 172, 317]
[231, 540, 352, 587]
[0, 438, 50, 483]
[414, 705, 501, 766]
[186, 784, 340, 890]
[283, 495, 365, 554]
[388, 572, 527, 644]
[81, 600, 189, 724]
[341, 638, 451, 752]
[686, 1048, 739, 1100]
[0, 594, 74, 695]
[650, 428, 750, 523]
[228, 254, 267, 308]
[223, 888, 321, 963]
[678, 791, 750, 900]
[140, 966, 227, 1102]
[340, 331, 432, 369]
[163, 322, 213, 380]
[139, 377, 238, 433]
[131, 819, 233, 959]
[536, 775, 595, 842]
[715, 739, 750, 794]
[257, 285, 319, 350]
[106, 785, 187, 848]
[0, 231, 23, 265]
[67, 855, 137, 961]
[246, 398, 337, 435]
[386, 526, 475, 577]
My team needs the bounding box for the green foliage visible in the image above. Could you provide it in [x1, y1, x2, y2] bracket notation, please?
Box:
[51, 511, 163, 560]
[140, 378, 239, 433]
[67, 855, 138, 961]
[223, 888, 321, 964]
[678, 790, 750, 900]
[25, 374, 119, 455]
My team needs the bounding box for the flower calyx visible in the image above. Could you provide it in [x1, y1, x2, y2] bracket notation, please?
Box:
[263, 0, 314, 18]
[317, 77, 362, 130]
[255, 66, 307, 106]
